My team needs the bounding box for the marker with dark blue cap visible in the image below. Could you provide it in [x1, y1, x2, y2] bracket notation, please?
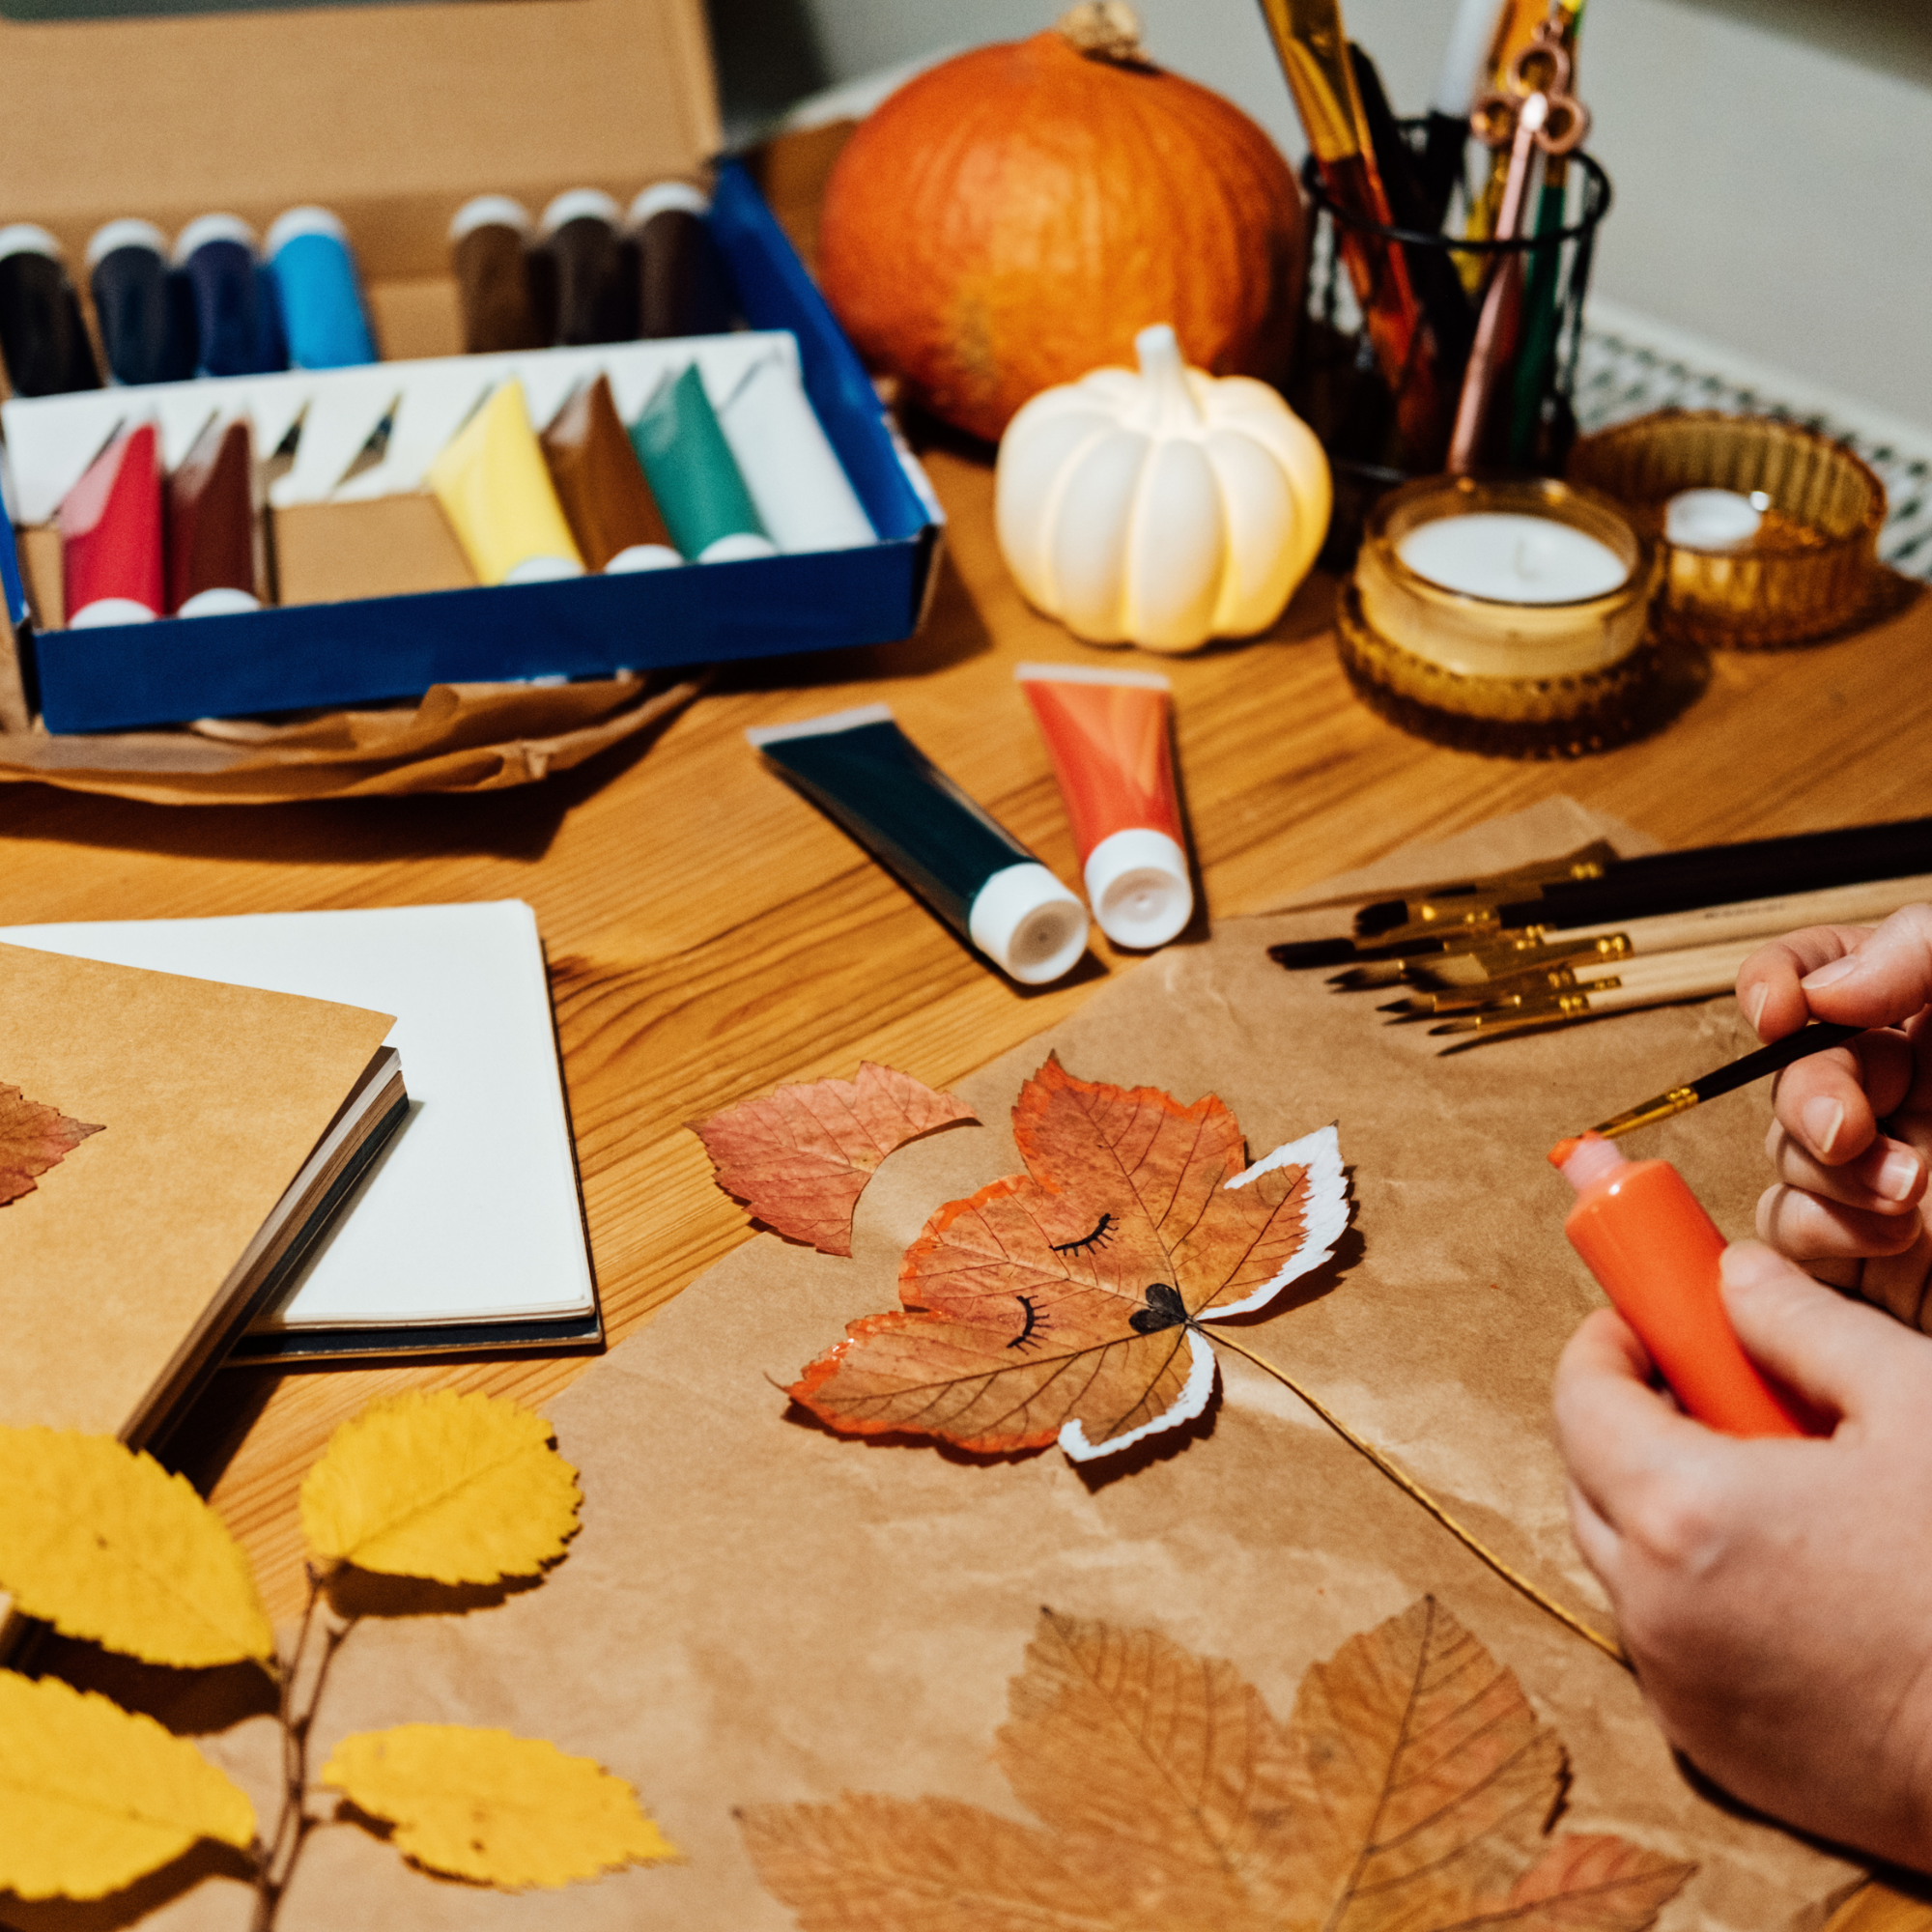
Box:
[87, 219, 198, 386]
[175, 213, 286, 377]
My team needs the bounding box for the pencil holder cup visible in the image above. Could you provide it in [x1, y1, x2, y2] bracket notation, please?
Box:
[1288, 126, 1612, 568]
[1566, 411, 1888, 649]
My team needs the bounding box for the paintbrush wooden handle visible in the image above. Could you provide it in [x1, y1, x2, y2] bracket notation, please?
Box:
[1589, 873, 1932, 958]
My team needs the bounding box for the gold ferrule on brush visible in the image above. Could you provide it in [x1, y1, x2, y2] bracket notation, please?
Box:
[1590, 1085, 1701, 1140]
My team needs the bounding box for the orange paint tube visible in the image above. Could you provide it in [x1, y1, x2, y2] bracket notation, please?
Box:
[1553, 1133, 1809, 1438]
[1015, 664, 1193, 952]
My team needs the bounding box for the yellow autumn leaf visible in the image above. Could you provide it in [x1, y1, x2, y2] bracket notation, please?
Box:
[322, 1723, 676, 1887]
[0, 1427, 272, 1667]
[0, 1671, 254, 1900]
[299, 1389, 580, 1583]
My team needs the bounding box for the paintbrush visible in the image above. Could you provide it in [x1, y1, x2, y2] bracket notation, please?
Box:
[1423, 935, 1759, 1033]
[1368, 872, 1932, 999]
[1573, 1021, 1865, 1139]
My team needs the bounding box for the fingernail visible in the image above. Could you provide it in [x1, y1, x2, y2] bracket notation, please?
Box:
[1720, 1240, 1787, 1289]
[1804, 1095, 1845, 1156]
[1877, 1149, 1922, 1202]
[1802, 955, 1861, 991]
[1747, 984, 1769, 1031]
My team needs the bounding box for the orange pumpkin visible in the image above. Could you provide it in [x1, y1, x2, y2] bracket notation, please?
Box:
[818, 4, 1305, 444]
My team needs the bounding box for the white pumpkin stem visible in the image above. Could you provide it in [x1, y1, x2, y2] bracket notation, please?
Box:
[1134, 324, 1202, 431]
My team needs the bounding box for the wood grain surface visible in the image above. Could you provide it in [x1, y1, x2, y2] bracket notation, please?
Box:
[2, 448, 1930, 1631]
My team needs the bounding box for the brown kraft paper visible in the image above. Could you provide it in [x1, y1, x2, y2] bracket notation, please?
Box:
[130, 800, 1861, 1929]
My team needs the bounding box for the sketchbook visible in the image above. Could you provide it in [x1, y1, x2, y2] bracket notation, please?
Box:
[0, 900, 600, 1360]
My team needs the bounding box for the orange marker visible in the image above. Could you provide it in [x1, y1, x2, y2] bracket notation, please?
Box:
[1552, 1132, 1809, 1437]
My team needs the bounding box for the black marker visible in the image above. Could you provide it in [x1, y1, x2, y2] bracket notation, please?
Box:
[629, 183, 732, 338]
[87, 219, 197, 386]
[535, 189, 639, 347]
[0, 225, 101, 397]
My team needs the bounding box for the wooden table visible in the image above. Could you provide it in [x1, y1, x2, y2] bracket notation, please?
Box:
[4, 449, 1930, 1625]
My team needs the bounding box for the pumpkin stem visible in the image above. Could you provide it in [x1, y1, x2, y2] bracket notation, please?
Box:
[1134, 325, 1202, 430]
[1055, 1, 1153, 66]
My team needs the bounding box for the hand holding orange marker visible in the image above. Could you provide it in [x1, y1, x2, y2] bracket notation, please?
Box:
[1551, 1132, 1809, 1438]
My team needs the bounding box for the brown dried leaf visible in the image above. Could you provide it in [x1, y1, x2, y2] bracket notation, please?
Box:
[0, 1085, 101, 1208]
[789, 1055, 1347, 1461]
[741, 1599, 1695, 1932]
[693, 1062, 975, 1257]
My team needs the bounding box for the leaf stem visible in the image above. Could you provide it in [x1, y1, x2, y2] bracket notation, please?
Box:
[1208, 1328, 1630, 1669]
[251, 1569, 355, 1932]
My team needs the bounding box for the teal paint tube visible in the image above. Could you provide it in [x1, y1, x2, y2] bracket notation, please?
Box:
[748, 704, 1089, 986]
[629, 362, 775, 562]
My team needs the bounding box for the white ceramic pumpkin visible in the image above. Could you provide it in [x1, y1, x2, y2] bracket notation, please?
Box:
[994, 323, 1331, 652]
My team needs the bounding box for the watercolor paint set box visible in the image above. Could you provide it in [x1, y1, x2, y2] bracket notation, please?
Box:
[0, 0, 941, 738]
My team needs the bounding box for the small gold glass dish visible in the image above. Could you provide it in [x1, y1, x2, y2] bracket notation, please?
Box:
[1568, 410, 1886, 649]
[1338, 474, 1662, 756]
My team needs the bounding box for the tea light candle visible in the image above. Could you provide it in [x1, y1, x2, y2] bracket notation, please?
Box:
[1350, 476, 1659, 690]
[1397, 512, 1630, 604]
[1665, 487, 1768, 553]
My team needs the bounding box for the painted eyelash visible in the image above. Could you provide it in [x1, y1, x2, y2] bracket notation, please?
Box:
[1051, 1211, 1115, 1257]
[1007, 1293, 1047, 1350]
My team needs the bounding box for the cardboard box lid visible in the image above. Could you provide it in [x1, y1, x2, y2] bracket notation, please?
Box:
[0, 0, 721, 279]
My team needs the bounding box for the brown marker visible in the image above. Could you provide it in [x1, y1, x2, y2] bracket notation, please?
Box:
[166, 415, 263, 616]
[450, 196, 543, 355]
[536, 189, 639, 347]
[628, 183, 732, 339]
[540, 374, 679, 573]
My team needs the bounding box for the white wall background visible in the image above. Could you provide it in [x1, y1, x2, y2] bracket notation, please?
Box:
[712, 0, 1932, 433]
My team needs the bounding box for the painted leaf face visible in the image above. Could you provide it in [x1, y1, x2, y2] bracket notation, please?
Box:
[790, 1055, 1349, 1461]
[693, 1061, 977, 1257]
[0, 1084, 101, 1208]
[740, 1599, 1696, 1932]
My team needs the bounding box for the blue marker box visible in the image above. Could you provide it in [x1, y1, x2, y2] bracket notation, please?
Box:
[0, 164, 943, 737]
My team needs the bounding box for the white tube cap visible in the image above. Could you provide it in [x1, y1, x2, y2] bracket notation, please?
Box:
[503, 554, 585, 585]
[1084, 827, 1192, 950]
[450, 195, 533, 243]
[605, 543, 682, 573]
[696, 531, 778, 563]
[967, 862, 1089, 986]
[177, 587, 261, 618]
[68, 598, 158, 629]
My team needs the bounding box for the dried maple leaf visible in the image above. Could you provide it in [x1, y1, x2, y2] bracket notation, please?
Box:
[740, 1598, 1696, 1932]
[0, 1084, 101, 1208]
[694, 1061, 977, 1257]
[788, 1054, 1348, 1461]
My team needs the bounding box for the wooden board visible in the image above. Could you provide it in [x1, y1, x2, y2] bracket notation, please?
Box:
[0, 445, 1927, 1624]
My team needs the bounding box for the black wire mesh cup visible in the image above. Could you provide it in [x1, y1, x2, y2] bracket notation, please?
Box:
[1287, 125, 1612, 568]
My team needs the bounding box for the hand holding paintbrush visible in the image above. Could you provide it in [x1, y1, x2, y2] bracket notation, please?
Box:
[1737, 905, 1932, 1326]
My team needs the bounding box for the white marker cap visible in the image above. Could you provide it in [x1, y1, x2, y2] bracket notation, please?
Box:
[86, 218, 168, 270]
[629, 181, 711, 228]
[604, 543, 682, 573]
[173, 213, 257, 265]
[502, 554, 585, 585]
[450, 195, 533, 243]
[538, 188, 623, 240]
[265, 207, 350, 259]
[1084, 828, 1192, 950]
[968, 862, 1089, 986]
[0, 224, 64, 266]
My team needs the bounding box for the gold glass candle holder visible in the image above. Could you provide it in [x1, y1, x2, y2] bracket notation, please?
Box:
[1338, 474, 1664, 756]
[1567, 410, 1886, 649]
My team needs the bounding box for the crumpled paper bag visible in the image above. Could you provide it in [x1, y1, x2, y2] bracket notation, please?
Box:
[0, 672, 699, 804]
[109, 801, 1861, 1931]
